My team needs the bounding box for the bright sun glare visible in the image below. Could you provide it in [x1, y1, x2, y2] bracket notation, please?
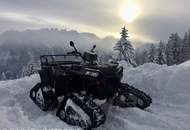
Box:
[120, 0, 141, 23]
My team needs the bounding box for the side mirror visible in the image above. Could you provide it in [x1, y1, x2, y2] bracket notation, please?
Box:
[91, 45, 96, 52]
[70, 41, 75, 47]
[93, 45, 96, 49]
[69, 41, 78, 53]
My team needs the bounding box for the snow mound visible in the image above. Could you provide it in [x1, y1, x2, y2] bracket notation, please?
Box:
[0, 61, 190, 130]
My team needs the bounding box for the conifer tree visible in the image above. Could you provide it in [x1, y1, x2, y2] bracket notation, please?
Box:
[148, 44, 156, 63]
[187, 30, 190, 60]
[114, 26, 136, 67]
[155, 41, 166, 64]
[166, 33, 181, 65]
[181, 32, 188, 62]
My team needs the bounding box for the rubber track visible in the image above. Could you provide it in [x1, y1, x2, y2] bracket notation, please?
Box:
[57, 93, 106, 129]
[115, 83, 152, 109]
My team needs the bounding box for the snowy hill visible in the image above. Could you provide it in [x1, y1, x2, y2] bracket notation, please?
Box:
[0, 29, 117, 80]
[0, 29, 117, 51]
[0, 61, 190, 129]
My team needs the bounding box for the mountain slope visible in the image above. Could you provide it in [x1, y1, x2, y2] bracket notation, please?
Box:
[0, 61, 190, 129]
[0, 29, 117, 80]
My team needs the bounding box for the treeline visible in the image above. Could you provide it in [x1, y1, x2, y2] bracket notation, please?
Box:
[136, 30, 190, 66]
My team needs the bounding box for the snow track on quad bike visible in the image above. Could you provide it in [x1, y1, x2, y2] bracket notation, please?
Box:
[29, 83, 58, 111]
[113, 83, 152, 109]
[56, 93, 106, 129]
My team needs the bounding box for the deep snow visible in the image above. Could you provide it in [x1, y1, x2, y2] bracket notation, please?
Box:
[0, 61, 190, 130]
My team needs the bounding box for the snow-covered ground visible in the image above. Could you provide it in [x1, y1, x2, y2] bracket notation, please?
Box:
[0, 61, 190, 130]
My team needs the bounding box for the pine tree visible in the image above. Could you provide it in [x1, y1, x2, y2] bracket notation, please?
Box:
[181, 32, 188, 62]
[148, 44, 156, 63]
[166, 33, 181, 65]
[167, 33, 175, 65]
[142, 50, 148, 64]
[155, 41, 166, 64]
[1, 72, 7, 80]
[187, 30, 190, 60]
[114, 26, 136, 67]
[165, 44, 170, 65]
[120, 26, 128, 40]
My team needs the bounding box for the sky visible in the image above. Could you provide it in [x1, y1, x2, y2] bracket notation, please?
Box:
[0, 0, 190, 46]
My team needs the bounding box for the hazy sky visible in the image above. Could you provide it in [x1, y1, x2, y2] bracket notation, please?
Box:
[0, 0, 190, 45]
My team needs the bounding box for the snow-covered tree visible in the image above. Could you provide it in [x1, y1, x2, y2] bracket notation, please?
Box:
[155, 41, 166, 64]
[187, 30, 190, 60]
[1, 72, 7, 80]
[136, 29, 190, 66]
[114, 26, 136, 67]
[141, 50, 148, 64]
[166, 33, 181, 65]
[114, 26, 129, 61]
[180, 32, 188, 62]
[147, 44, 156, 63]
[21, 63, 40, 77]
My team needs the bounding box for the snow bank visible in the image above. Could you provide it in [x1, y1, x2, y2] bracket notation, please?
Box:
[0, 75, 78, 129]
[123, 62, 190, 105]
[0, 61, 190, 130]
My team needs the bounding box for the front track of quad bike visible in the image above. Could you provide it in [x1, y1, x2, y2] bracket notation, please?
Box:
[113, 83, 152, 109]
[30, 83, 58, 111]
[56, 93, 106, 129]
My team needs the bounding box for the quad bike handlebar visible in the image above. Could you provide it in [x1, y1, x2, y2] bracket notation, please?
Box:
[40, 41, 98, 66]
[39, 41, 123, 70]
[69, 41, 98, 64]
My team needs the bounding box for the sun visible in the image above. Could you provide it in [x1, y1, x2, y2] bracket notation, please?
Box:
[119, 0, 141, 23]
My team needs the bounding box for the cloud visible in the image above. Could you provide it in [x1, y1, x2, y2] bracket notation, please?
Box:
[131, 16, 190, 42]
[0, 19, 43, 33]
[0, 0, 190, 43]
[0, 0, 121, 30]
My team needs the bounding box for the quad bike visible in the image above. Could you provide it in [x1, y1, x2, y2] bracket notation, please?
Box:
[30, 41, 152, 129]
